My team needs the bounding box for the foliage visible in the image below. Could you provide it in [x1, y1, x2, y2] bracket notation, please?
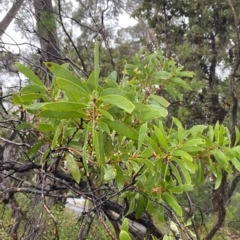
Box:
[11, 42, 240, 238]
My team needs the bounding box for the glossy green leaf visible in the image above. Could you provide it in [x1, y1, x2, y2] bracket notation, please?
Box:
[20, 93, 47, 102]
[51, 120, 66, 149]
[182, 139, 205, 147]
[27, 142, 42, 158]
[16, 123, 33, 130]
[119, 230, 131, 240]
[101, 119, 138, 140]
[100, 88, 127, 97]
[149, 95, 170, 107]
[132, 158, 154, 172]
[20, 84, 46, 94]
[213, 148, 228, 169]
[86, 71, 99, 91]
[37, 123, 54, 132]
[230, 157, 240, 171]
[135, 195, 145, 219]
[214, 168, 222, 190]
[15, 62, 44, 86]
[234, 126, 240, 146]
[162, 192, 182, 216]
[172, 117, 183, 142]
[40, 102, 86, 111]
[39, 110, 87, 119]
[154, 125, 168, 152]
[93, 129, 105, 166]
[169, 162, 182, 185]
[115, 164, 125, 189]
[99, 94, 135, 114]
[148, 104, 168, 117]
[107, 70, 117, 82]
[134, 103, 161, 121]
[172, 157, 191, 184]
[172, 150, 192, 162]
[56, 77, 89, 100]
[99, 110, 114, 121]
[138, 123, 148, 152]
[66, 154, 81, 183]
[121, 218, 129, 232]
[171, 77, 192, 90]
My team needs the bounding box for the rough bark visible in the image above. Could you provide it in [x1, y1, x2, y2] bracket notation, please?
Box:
[33, 0, 62, 64]
[0, 0, 24, 37]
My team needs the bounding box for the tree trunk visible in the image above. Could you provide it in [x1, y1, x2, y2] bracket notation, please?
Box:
[0, 0, 25, 37]
[33, 0, 62, 64]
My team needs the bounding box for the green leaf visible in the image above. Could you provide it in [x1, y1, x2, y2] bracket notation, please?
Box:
[213, 148, 228, 169]
[56, 77, 89, 100]
[154, 125, 168, 152]
[121, 218, 129, 232]
[51, 120, 65, 149]
[134, 103, 161, 121]
[16, 123, 33, 130]
[101, 119, 138, 140]
[115, 164, 125, 189]
[99, 94, 135, 114]
[66, 154, 81, 183]
[171, 77, 192, 90]
[99, 110, 114, 121]
[119, 230, 131, 240]
[104, 165, 116, 181]
[172, 117, 183, 143]
[107, 70, 117, 82]
[230, 157, 240, 171]
[93, 129, 106, 166]
[20, 84, 46, 94]
[138, 123, 148, 152]
[234, 126, 240, 146]
[39, 110, 87, 119]
[172, 150, 192, 162]
[148, 104, 168, 117]
[20, 93, 47, 102]
[27, 142, 42, 158]
[40, 102, 86, 111]
[86, 71, 99, 91]
[172, 157, 191, 184]
[182, 139, 205, 147]
[162, 192, 182, 216]
[135, 195, 145, 219]
[214, 168, 222, 190]
[36, 123, 54, 132]
[15, 62, 44, 86]
[132, 158, 154, 172]
[149, 95, 170, 107]
[100, 88, 127, 97]
[169, 162, 182, 185]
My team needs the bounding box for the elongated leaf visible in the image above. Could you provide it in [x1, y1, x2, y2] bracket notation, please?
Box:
[101, 119, 138, 140]
[52, 120, 65, 149]
[66, 154, 81, 183]
[56, 77, 89, 100]
[213, 148, 228, 169]
[214, 168, 222, 189]
[100, 88, 127, 97]
[148, 104, 168, 117]
[87, 71, 99, 91]
[39, 110, 87, 119]
[115, 164, 124, 189]
[16, 123, 33, 130]
[182, 139, 205, 147]
[134, 103, 161, 121]
[37, 123, 54, 132]
[20, 93, 47, 102]
[172, 157, 191, 184]
[99, 94, 135, 114]
[138, 123, 148, 152]
[154, 125, 168, 152]
[162, 192, 182, 216]
[169, 162, 182, 185]
[40, 102, 86, 111]
[121, 219, 129, 232]
[27, 142, 42, 158]
[172, 150, 192, 162]
[230, 157, 240, 171]
[119, 230, 131, 240]
[149, 95, 170, 107]
[93, 129, 105, 166]
[20, 84, 46, 94]
[171, 77, 192, 90]
[15, 62, 44, 86]
[132, 158, 154, 172]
